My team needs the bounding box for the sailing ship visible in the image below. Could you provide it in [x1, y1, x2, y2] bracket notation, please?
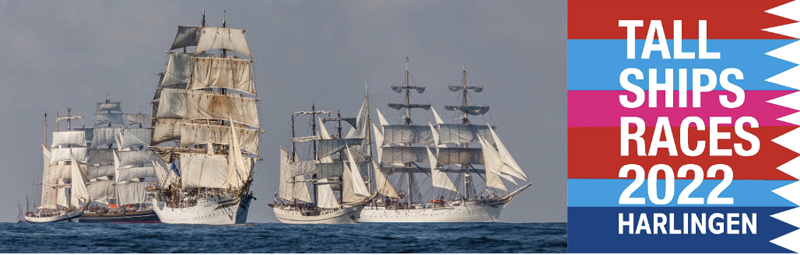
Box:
[271, 101, 373, 224]
[24, 110, 87, 223]
[149, 11, 261, 225]
[80, 99, 160, 223]
[358, 63, 532, 223]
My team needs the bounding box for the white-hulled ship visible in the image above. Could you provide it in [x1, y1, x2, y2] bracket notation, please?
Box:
[271, 101, 373, 224]
[25, 110, 88, 223]
[149, 11, 262, 225]
[359, 63, 531, 223]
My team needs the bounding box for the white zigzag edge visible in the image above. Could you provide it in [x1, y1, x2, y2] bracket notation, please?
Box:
[765, 1, 800, 253]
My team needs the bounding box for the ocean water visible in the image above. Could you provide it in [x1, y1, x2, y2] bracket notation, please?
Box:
[0, 222, 566, 253]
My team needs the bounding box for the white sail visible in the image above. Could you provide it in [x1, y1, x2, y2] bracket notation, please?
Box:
[88, 149, 114, 165]
[372, 160, 400, 199]
[427, 147, 457, 192]
[278, 148, 293, 201]
[431, 108, 445, 125]
[372, 123, 384, 162]
[70, 155, 91, 208]
[86, 165, 115, 180]
[189, 57, 255, 95]
[40, 145, 58, 209]
[91, 127, 122, 148]
[318, 138, 363, 158]
[195, 27, 253, 58]
[86, 180, 115, 205]
[96, 112, 126, 127]
[51, 131, 87, 147]
[292, 175, 312, 203]
[74, 127, 94, 145]
[118, 150, 153, 167]
[180, 122, 260, 155]
[380, 147, 427, 165]
[152, 118, 182, 144]
[180, 153, 228, 189]
[56, 182, 68, 209]
[437, 124, 496, 145]
[48, 163, 71, 186]
[151, 158, 178, 188]
[429, 122, 440, 147]
[120, 128, 152, 150]
[117, 166, 156, 182]
[375, 108, 389, 126]
[444, 105, 490, 115]
[126, 113, 152, 127]
[318, 116, 332, 139]
[316, 183, 339, 209]
[437, 148, 483, 166]
[97, 102, 122, 113]
[116, 182, 149, 206]
[342, 147, 370, 204]
[381, 125, 434, 145]
[488, 125, 528, 181]
[225, 121, 248, 189]
[157, 89, 260, 127]
[345, 99, 369, 139]
[478, 136, 506, 192]
[161, 52, 195, 86]
[51, 148, 88, 163]
[170, 26, 201, 50]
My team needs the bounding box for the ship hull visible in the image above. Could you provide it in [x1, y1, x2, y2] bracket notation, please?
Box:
[80, 210, 161, 223]
[358, 201, 504, 223]
[152, 194, 253, 225]
[24, 211, 83, 223]
[273, 205, 364, 224]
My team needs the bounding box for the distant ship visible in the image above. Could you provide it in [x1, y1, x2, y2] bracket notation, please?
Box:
[24, 110, 87, 223]
[79, 99, 160, 223]
[149, 10, 261, 225]
[359, 63, 531, 223]
[271, 101, 373, 224]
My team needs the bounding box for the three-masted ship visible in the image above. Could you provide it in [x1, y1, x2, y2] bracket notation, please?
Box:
[149, 12, 261, 224]
[271, 101, 373, 224]
[359, 63, 531, 223]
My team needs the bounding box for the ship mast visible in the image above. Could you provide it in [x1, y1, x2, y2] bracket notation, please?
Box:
[404, 60, 413, 208]
[365, 81, 373, 193]
[462, 64, 471, 200]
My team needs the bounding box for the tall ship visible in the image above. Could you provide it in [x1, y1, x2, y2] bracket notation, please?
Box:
[80, 99, 160, 223]
[271, 101, 373, 224]
[359, 63, 532, 223]
[25, 110, 88, 223]
[149, 11, 261, 225]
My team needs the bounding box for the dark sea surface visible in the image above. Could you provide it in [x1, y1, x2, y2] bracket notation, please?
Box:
[0, 222, 566, 253]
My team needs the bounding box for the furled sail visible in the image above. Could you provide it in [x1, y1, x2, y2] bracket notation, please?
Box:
[427, 147, 457, 192]
[118, 150, 153, 167]
[126, 113, 152, 127]
[278, 148, 294, 201]
[316, 183, 339, 209]
[443, 105, 490, 115]
[157, 88, 260, 127]
[51, 148, 88, 163]
[379, 147, 428, 165]
[40, 146, 58, 209]
[488, 125, 528, 181]
[189, 57, 255, 95]
[91, 127, 122, 148]
[292, 175, 312, 203]
[195, 27, 253, 58]
[151, 118, 182, 144]
[170, 26, 201, 50]
[180, 153, 228, 188]
[120, 128, 152, 150]
[97, 102, 122, 113]
[437, 148, 483, 166]
[179, 122, 260, 155]
[87, 180, 115, 205]
[51, 131, 87, 147]
[391, 86, 426, 93]
[372, 161, 400, 199]
[161, 52, 195, 86]
[387, 103, 431, 110]
[116, 182, 149, 206]
[86, 165, 115, 180]
[117, 166, 156, 182]
[88, 149, 114, 166]
[95, 112, 126, 127]
[381, 125, 434, 146]
[479, 136, 507, 192]
[448, 85, 483, 92]
[437, 124, 495, 145]
[70, 155, 91, 208]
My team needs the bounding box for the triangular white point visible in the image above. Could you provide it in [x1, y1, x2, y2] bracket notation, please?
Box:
[773, 181, 800, 206]
[766, 41, 800, 65]
[764, 22, 800, 39]
[771, 229, 800, 253]
[778, 111, 800, 126]
[773, 127, 800, 154]
[772, 207, 800, 229]
[766, 66, 800, 90]
[767, 91, 800, 111]
[766, 0, 800, 22]
[777, 156, 800, 181]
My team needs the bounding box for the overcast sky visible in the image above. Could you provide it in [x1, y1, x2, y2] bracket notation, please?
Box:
[0, 0, 566, 223]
